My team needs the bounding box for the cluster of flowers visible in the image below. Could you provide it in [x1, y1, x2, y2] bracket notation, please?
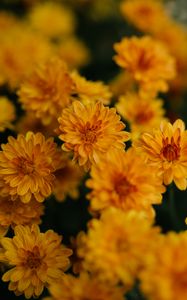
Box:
[0, 0, 187, 299]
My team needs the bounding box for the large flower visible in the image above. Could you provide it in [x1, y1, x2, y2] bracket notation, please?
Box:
[78, 208, 160, 288]
[0, 224, 72, 298]
[0, 96, 15, 132]
[0, 132, 57, 203]
[135, 119, 187, 190]
[114, 36, 176, 96]
[18, 57, 75, 125]
[87, 148, 165, 218]
[140, 231, 187, 300]
[58, 101, 130, 170]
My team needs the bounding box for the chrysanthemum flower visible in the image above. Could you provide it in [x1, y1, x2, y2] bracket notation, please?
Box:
[120, 0, 167, 34]
[135, 119, 187, 190]
[78, 208, 160, 288]
[87, 148, 165, 218]
[18, 57, 75, 125]
[58, 101, 130, 170]
[0, 197, 44, 231]
[47, 272, 125, 300]
[140, 231, 187, 300]
[116, 92, 166, 139]
[114, 36, 176, 96]
[1, 224, 72, 299]
[52, 150, 84, 202]
[0, 97, 15, 132]
[0, 132, 57, 203]
[71, 71, 112, 105]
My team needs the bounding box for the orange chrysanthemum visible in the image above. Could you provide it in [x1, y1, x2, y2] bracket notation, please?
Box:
[18, 57, 75, 125]
[58, 101, 130, 170]
[87, 148, 165, 218]
[1, 224, 72, 298]
[140, 231, 187, 300]
[0, 132, 57, 203]
[135, 119, 187, 190]
[0, 97, 15, 132]
[47, 272, 125, 300]
[114, 36, 176, 96]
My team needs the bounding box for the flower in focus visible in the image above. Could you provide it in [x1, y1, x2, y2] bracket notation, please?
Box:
[87, 148, 165, 218]
[135, 119, 187, 190]
[18, 57, 75, 125]
[47, 272, 125, 300]
[71, 70, 112, 105]
[58, 101, 130, 170]
[0, 97, 15, 131]
[140, 231, 187, 300]
[1, 224, 72, 298]
[78, 208, 160, 288]
[116, 92, 166, 139]
[0, 132, 57, 203]
[114, 36, 176, 96]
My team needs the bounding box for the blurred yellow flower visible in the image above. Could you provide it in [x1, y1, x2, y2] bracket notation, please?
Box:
[78, 208, 160, 288]
[140, 231, 187, 300]
[58, 101, 130, 171]
[1, 224, 72, 298]
[18, 57, 75, 125]
[135, 119, 187, 190]
[0, 132, 57, 203]
[0, 97, 15, 132]
[47, 272, 125, 300]
[87, 148, 165, 218]
[114, 36, 176, 96]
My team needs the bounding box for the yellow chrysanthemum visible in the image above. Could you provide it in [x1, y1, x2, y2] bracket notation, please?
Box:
[52, 150, 84, 202]
[28, 1, 75, 38]
[0, 97, 15, 132]
[116, 92, 166, 139]
[140, 231, 187, 300]
[87, 148, 165, 218]
[58, 101, 130, 170]
[71, 71, 112, 105]
[18, 57, 75, 125]
[114, 36, 176, 96]
[120, 0, 167, 34]
[1, 224, 72, 298]
[0, 197, 44, 232]
[78, 208, 160, 288]
[135, 119, 187, 190]
[0, 132, 57, 203]
[47, 272, 125, 300]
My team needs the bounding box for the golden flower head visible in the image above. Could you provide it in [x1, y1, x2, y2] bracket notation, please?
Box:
[58, 101, 130, 171]
[87, 148, 165, 218]
[78, 208, 160, 288]
[1, 224, 72, 298]
[47, 272, 125, 300]
[140, 231, 187, 300]
[114, 36, 176, 96]
[116, 92, 166, 139]
[0, 132, 57, 203]
[0, 97, 15, 132]
[18, 57, 75, 125]
[135, 119, 187, 190]
[71, 70, 112, 105]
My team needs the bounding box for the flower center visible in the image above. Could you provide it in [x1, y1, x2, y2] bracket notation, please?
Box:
[80, 120, 102, 144]
[114, 176, 137, 198]
[26, 246, 42, 269]
[135, 109, 154, 124]
[13, 157, 35, 176]
[138, 6, 152, 16]
[161, 137, 180, 162]
[137, 50, 154, 71]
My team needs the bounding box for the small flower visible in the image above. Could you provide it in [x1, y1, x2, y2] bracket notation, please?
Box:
[58, 101, 130, 170]
[0, 132, 57, 203]
[47, 272, 125, 300]
[18, 57, 75, 125]
[135, 119, 187, 190]
[1, 224, 72, 298]
[114, 36, 176, 96]
[0, 97, 15, 132]
[87, 148, 165, 218]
